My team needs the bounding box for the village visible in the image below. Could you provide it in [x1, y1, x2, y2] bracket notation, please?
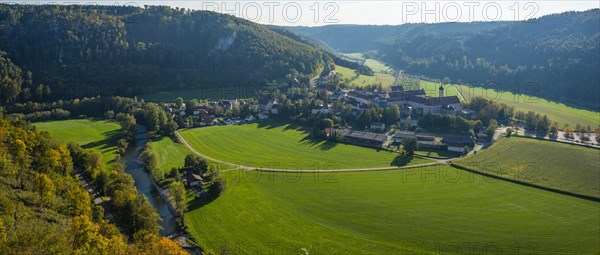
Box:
[160, 70, 485, 155]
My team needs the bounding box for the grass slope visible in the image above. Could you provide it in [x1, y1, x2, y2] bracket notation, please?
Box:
[179, 121, 430, 169]
[454, 136, 600, 198]
[340, 52, 394, 74]
[420, 81, 599, 127]
[34, 119, 121, 165]
[151, 136, 192, 175]
[186, 166, 600, 254]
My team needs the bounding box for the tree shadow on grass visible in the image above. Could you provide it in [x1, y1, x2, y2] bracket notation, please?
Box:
[187, 195, 217, 211]
[255, 119, 305, 132]
[299, 134, 338, 151]
[150, 135, 177, 144]
[81, 129, 122, 152]
[256, 119, 288, 130]
[391, 154, 414, 167]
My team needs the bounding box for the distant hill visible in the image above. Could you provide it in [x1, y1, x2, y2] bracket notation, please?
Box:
[290, 10, 600, 109]
[290, 22, 509, 53]
[0, 4, 334, 102]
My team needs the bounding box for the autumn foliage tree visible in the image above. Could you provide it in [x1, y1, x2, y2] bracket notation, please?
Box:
[0, 114, 187, 254]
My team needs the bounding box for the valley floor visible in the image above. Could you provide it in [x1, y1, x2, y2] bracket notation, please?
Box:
[185, 166, 600, 254]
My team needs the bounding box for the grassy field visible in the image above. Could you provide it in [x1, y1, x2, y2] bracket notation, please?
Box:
[364, 58, 394, 73]
[340, 52, 394, 74]
[335, 65, 396, 88]
[179, 121, 431, 170]
[151, 136, 191, 175]
[185, 166, 600, 254]
[420, 81, 599, 127]
[415, 149, 463, 159]
[454, 136, 600, 198]
[34, 119, 122, 165]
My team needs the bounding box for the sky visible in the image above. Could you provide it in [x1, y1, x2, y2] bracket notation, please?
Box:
[7, 1, 600, 26]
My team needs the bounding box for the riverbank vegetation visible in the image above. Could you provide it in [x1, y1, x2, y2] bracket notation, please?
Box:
[0, 114, 186, 254]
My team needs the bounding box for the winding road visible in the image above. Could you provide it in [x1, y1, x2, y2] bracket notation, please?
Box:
[175, 131, 442, 173]
[175, 126, 565, 173]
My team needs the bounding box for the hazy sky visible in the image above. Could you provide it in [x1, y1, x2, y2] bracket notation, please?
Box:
[8, 1, 600, 26]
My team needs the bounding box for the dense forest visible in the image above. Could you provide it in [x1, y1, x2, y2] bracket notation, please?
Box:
[0, 4, 337, 103]
[291, 9, 600, 109]
[0, 113, 187, 254]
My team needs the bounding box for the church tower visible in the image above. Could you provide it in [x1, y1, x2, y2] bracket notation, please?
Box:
[439, 84, 444, 97]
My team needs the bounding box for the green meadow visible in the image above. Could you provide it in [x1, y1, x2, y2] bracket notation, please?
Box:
[340, 52, 395, 73]
[420, 80, 599, 127]
[185, 166, 600, 254]
[34, 119, 122, 165]
[150, 136, 191, 175]
[454, 136, 600, 198]
[335, 65, 396, 88]
[179, 121, 431, 170]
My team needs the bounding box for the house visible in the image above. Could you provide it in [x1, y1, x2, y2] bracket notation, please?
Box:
[400, 104, 412, 117]
[290, 77, 300, 87]
[446, 142, 469, 152]
[399, 117, 418, 127]
[416, 134, 436, 141]
[477, 132, 488, 141]
[416, 134, 444, 149]
[370, 122, 386, 132]
[392, 131, 416, 143]
[199, 109, 212, 124]
[342, 130, 388, 148]
[390, 85, 404, 92]
[220, 100, 232, 110]
[311, 105, 322, 114]
[332, 91, 348, 101]
[347, 90, 378, 105]
[383, 87, 461, 115]
[323, 128, 336, 138]
[245, 114, 256, 122]
[258, 113, 269, 120]
[186, 173, 203, 187]
[228, 98, 239, 108]
[387, 89, 427, 102]
[258, 99, 271, 112]
[422, 96, 461, 115]
[442, 134, 475, 152]
[270, 101, 279, 115]
[374, 98, 387, 108]
[321, 104, 332, 114]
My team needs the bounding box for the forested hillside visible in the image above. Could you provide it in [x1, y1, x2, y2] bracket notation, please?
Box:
[0, 113, 187, 254]
[0, 4, 332, 102]
[291, 9, 600, 109]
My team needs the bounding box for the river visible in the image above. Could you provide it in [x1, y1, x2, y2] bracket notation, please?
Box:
[123, 125, 180, 236]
